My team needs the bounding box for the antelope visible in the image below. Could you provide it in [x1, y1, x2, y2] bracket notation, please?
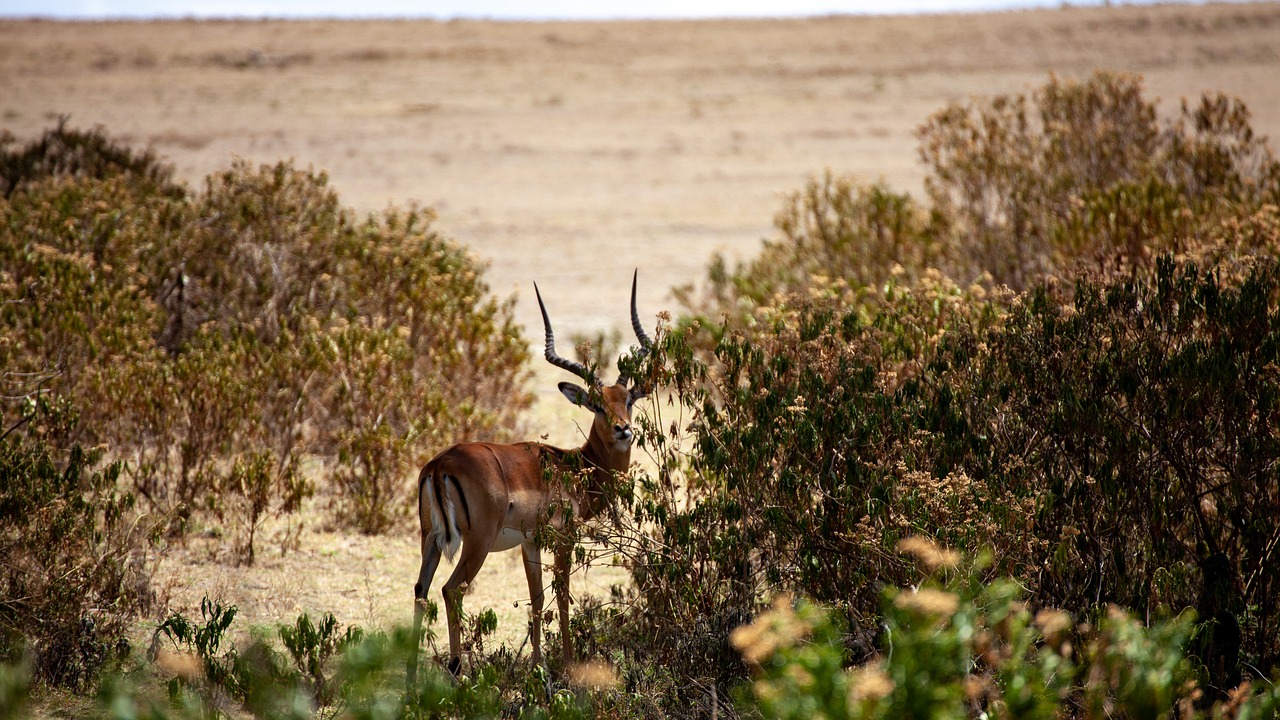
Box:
[409, 271, 653, 679]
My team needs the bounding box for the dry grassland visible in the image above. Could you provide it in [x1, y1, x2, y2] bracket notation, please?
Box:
[3, 2, 1279, 651]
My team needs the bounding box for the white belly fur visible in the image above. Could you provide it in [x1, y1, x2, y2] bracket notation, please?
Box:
[491, 526, 532, 552]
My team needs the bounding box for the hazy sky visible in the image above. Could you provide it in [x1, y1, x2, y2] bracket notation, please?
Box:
[0, 0, 1230, 20]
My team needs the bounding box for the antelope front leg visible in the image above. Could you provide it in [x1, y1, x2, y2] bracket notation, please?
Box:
[520, 540, 545, 667]
[554, 543, 573, 665]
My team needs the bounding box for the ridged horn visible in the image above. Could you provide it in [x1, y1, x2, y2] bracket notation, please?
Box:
[630, 269, 653, 355]
[535, 282, 596, 385]
[618, 269, 652, 386]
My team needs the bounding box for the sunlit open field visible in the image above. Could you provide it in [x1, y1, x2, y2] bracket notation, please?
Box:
[4, 1, 1279, 651]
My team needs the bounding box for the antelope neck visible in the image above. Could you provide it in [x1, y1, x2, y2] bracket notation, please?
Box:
[572, 433, 629, 521]
[583, 429, 630, 472]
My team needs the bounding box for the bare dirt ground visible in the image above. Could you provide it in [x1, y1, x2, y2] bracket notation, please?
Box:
[4, 3, 1280, 654]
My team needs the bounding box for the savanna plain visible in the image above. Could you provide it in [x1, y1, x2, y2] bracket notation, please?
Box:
[4, 2, 1280, 716]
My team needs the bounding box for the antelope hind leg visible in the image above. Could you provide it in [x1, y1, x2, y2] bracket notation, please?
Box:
[440, 539, 491, 676]
[408, 540, 442, 686]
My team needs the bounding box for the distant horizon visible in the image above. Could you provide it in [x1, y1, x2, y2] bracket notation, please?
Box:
[0, 0, 1247, 21]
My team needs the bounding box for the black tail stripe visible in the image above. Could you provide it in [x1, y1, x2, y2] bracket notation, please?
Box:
[447, 474, 471, 528]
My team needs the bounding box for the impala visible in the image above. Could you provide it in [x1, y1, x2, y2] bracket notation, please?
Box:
[409, 271, 653, 679]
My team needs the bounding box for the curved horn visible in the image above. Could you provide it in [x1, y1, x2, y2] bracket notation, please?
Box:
[535, 282, 595, 385]
[630, 269, 653, 355]
[618, 269, 653, 386]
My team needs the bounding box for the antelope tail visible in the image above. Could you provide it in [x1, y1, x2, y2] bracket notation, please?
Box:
[419, 465, 462, 561]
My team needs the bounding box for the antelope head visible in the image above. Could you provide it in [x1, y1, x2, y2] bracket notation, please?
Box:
[535, 270, 653, 455]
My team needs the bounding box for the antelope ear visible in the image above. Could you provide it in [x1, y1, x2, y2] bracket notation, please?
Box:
[629, 383, 648, 401]
[559, 382, 600, 412]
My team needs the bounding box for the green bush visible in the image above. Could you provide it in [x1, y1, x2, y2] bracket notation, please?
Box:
[683, 71, 1280, 333]
[278, 610, 363, 706]
[620, 75, 1280, 707]
[732, 545, 1280, 720]
[94, 599, 599, 719]
[675, 176, 937, 341]
[617, 252, 1280, 707]
[918, 71, 1279, 288]
[0, 397, 156, 690]
[17, 553, 1267, 720]
[603, 279, 1019, 693]
[0, 118, 182, 201]
[955, 255, 1280, 692]
[0, 125, 531, 545]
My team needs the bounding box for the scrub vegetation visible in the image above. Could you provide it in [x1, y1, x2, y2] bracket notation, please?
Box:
[4, 71, 1280, 718]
